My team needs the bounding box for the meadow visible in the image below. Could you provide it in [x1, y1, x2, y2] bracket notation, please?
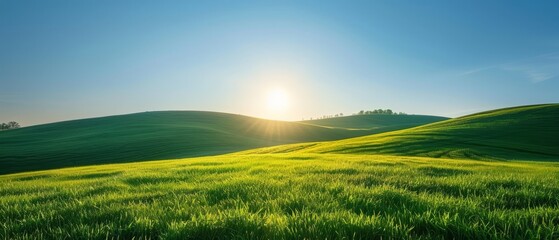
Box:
[1, 153, 558, 239]
[1, 104, 558, 239]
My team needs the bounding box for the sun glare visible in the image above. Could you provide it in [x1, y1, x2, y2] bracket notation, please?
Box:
[267, 88, 289, 113]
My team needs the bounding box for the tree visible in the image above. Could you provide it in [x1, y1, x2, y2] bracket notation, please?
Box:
[7, 121, 20, 129]
[0, 121, 20, 130]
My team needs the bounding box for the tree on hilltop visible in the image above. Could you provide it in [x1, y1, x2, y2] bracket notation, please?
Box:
[1, 121, 20, 131]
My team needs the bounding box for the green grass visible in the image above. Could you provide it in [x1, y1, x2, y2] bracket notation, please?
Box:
[1, 153, 558, 239]
[1, 104, 557, 239]
[0, 111, 445, 175]
[247, 104, 559, 161]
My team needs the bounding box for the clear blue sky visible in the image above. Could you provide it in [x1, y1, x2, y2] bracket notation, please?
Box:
[1, 0, 558, 126]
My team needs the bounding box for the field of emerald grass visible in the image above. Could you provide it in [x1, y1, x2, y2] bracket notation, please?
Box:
[2, 153, 558, 239]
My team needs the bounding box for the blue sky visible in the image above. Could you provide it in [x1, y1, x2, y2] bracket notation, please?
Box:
[1, 0, 558, 125]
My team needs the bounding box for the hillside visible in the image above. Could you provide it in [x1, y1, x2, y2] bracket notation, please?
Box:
[303, 114, 448, 130]
[1, 106, 558, 239]
[246, 104, 559, 161]
[0, 111, 355, 174]
[0, 111, 444, 174]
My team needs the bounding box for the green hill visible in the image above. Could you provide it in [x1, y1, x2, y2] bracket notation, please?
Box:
[303, 114, 448, 130]
[246, 104, 559, 161]
[0, 111, 356, 174]
[0, 111, 444, 174]
[1, 106, 558, 239]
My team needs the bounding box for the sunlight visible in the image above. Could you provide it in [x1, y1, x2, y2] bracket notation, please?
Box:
[266, 88, 289, 113]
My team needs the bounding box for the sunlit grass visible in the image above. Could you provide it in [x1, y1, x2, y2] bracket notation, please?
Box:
[1, 153, 558, 239]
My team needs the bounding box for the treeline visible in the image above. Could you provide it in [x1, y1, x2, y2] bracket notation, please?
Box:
[1, 121, 20, 131]
[356, 109, 407, 115]
[306, 113, 344, 120]
[305, 108, 408, 120]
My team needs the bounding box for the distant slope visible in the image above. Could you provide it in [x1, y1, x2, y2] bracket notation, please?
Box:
[0, 111, 447, 175]
[302, 114, 448, 130]
[0, 111, 366, 174]
[246, 104, 559, 161]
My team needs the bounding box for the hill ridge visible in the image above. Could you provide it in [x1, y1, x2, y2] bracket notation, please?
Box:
[0, 110, 445, 174]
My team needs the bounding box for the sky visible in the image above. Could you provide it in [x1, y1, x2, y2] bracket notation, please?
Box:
[1, 0, 559, 126]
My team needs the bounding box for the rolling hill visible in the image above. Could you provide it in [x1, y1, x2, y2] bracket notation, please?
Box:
[1, 105, 558, 239]
[0, 111, 445, 174]
[246, 104, 559, 161]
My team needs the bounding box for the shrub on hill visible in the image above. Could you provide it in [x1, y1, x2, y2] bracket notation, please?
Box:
[0, 121, 20, 130]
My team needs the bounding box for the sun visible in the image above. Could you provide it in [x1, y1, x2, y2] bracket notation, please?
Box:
[266, 88, 289, 113]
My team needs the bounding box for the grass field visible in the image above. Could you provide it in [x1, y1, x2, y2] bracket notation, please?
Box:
[0, 111, 445, 175]
[1, 153, 558, 239]
[1, 104, 558, 239]
[247, 104, 559, 161]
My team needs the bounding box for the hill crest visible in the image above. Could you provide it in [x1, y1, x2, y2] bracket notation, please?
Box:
[0, 110, 446, 174]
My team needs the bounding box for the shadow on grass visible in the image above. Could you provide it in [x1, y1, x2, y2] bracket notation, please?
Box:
[417, 167, 471, 177]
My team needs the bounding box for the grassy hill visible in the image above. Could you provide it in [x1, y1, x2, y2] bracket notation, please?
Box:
[1, 105, 558, 239]
[0, 111, 445, 174]
[0, 111, 359, 174]
[303, 114, 448, 130]
[246, 104, 559, 161]
[1, 153, 558, 239]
